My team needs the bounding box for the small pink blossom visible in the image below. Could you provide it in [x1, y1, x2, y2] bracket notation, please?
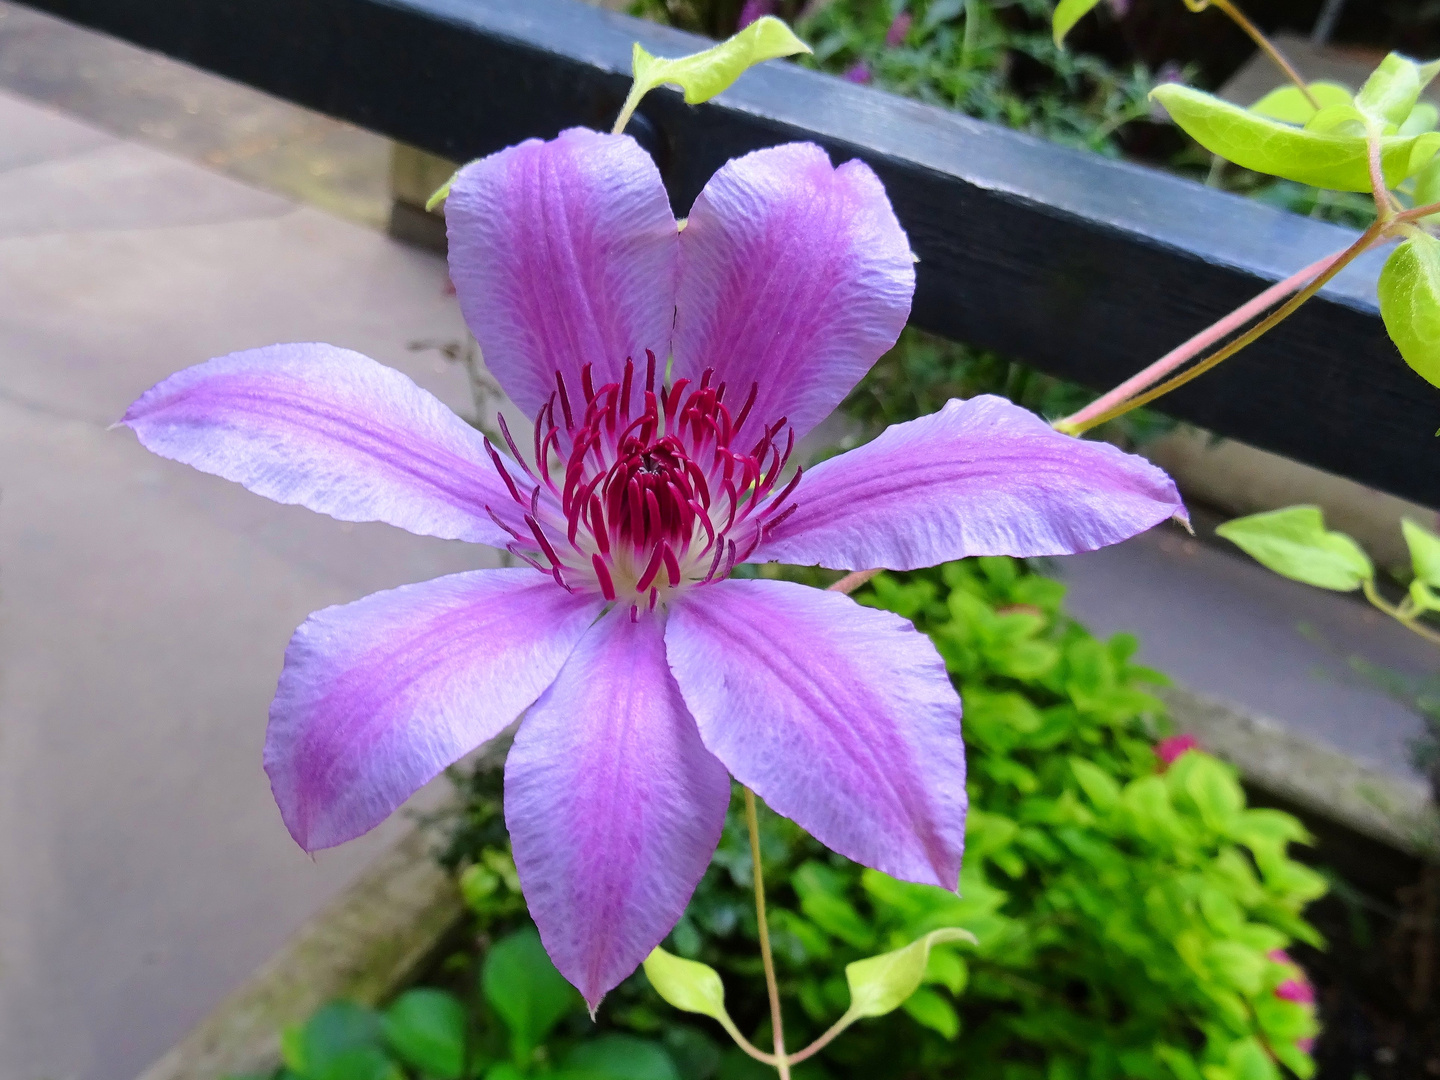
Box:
[1270, 950, 1318, 1053]
[1156, 734, 1199, 768]
[886, 12, 913, 47]
[737, 0, 775, 30]
[844, 60, 873, 84]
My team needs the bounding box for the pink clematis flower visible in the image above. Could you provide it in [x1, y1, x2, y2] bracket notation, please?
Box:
[122, 129, 1183, 1007]
[1156, 733, 1199, 768]
[737, 0, 776, 30]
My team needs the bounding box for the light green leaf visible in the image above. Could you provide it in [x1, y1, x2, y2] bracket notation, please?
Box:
[382, 989, 467, 1080]
[901, 987, 960, 1038]
[1248, 81, 1351, 125]
[629, 17, 808, 105]
[1070, 757, 1121, 813]
[1401, 101, 1440, 136]
[1215, 506, 1373, 591]
[425, 176, 455, 213]
[643, 947, 731, 1024]
[1151, 83, 1440, 191]
[482, 928, 580, 1058]
[1404, 518, 1440, 586]
[1412, 152, 1440, 210]
[1356, 52, 1440, 129]
[1051, 0, 1103, 46]
[1412, 578, 1440, 613]
[563, 1035, 680, 1080]
[1379, 232, 1440, 387]
[844, 927, 977, 1019]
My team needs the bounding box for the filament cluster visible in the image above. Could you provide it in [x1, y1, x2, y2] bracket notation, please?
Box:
[485, 353, 800, 616]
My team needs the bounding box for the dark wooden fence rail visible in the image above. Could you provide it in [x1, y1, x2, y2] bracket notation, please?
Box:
[16, 0, 1437, 506]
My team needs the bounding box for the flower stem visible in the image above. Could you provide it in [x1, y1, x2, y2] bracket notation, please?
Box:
[1054, 249, 1344, 434]
[1205, 0, 1319, 110]
[829, 568, 881, 594]
[1363, 578, 1440, 646]
[1060, 219, 1385, 435]
[744, 787, 790, 1079]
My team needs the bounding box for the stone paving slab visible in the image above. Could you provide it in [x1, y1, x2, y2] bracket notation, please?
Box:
[0, 89, 501, 1080]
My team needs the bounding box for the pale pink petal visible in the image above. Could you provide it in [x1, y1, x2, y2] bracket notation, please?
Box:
[672, 143, 914, 439]
[753, 395, 1185, 570]
[666, 579, 965, 888]
[505, 610, 731, 1010]
[122, 343, 523, 546]
[265, 569, 602, 851]
[446, 128, 680, 421]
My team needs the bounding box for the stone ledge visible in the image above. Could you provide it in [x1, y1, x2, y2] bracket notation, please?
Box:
[1161, 683, 1440, 859]
[134, 823, 464, 1080]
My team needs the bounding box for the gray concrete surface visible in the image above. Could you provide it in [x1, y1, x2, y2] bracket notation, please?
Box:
[1055, 521, 1436, 785]
[0, 89, 502, 1080]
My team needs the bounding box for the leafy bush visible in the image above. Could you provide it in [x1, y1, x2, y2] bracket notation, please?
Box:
[338, 557, 1322, 1080]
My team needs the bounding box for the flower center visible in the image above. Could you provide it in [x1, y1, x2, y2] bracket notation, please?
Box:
[484, 352, 800, 614]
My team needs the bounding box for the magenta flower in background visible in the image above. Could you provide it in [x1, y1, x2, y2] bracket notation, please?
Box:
[886, 11, 913, 47]
[1270, 950, 1318, 1052]
[843, 60, 873, 84]
[122, 128, 1184, 1007]
[1156, 733, 1199, 768]
[737, 0, 775, 30]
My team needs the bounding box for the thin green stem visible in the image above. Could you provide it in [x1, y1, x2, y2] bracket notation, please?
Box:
[1363, 578, 1440, 646]
[1065, 219, 1386, 434]
[745, 788, 790, 1079]
[786, 1011, 859, 1065]
[612, 84, 646, 136]
[1207, 0, 1320, 110]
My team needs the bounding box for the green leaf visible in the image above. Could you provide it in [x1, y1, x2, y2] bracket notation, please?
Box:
[1379, 232, 1440, 387]
[844, 927, 977, 1019]
[1248, 81, 1352, 125]
[1355, 53, 1440, 129]
[481, 927, 580, 1058]
[793, 862, 876, 949]
[1401, 101, 1440, 136]
[1412, 577, 1440, 613]
[1413, 152, 1440, 210]
[563, 1035, 680, 1080]
[313, 1048, 404, 1080]
[901, 987, 961, 1038]
[643, 946, 732, 1024]
[1215, 506, 1373, 591]
[1070, 757, 1122, 813]
[1180, 753, 1244, 832]
[1051, 0, 1103, 46]
[629, 17, 809, 107]
[1151, 83, 1440, 191]
[297, 1002, 385, 1078]
[1404, 518, 1440, 587]
[382, 989, 467, 1080]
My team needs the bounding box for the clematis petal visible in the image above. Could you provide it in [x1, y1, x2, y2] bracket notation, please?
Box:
[123, 343, 525, 546]
[266, 568, 603, 852]
[446, 128, 680, 422]
[672, 142, 914, 440]
[505, 610, 731, 1010]
[666, 579, 965, 888]
[753, 395, 1186, 570]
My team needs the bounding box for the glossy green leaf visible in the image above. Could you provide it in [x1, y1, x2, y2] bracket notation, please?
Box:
[1379, 231, 1440, 387]
[1401, 101, 1440, 137]
[1355, 52, 1440, 129]
[1215, 506, 1373, 591]
[482, 927, 580, 1058]
[1403, 518, 1440, 586]
[382, 989, 467, 1080]
[630, 17, 809, 107]
[295, 1002, 386, 1078]
[844, 927, 977, 1019]
[643, 946, 731, 1024]
[563, 1035, 680, 1080]
[1412, 578, 1440, 613]
[1051, 0, 1103, 46]
[1248, 81, 1351, 125]
[1151, 83, 1440, 191]
[1412, 152, 1440, 210]
[901, 987, 961, 1038]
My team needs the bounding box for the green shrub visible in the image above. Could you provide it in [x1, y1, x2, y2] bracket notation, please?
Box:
[420, 559, 1323, 1080]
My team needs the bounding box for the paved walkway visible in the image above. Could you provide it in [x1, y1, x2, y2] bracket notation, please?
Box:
[0, 88, 502, 1080]
[0, 8, 1434, 1080]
